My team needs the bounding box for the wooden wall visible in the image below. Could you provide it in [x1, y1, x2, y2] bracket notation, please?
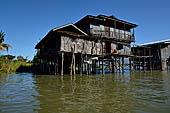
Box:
[60, 36, 101, 55]
[161, 45, 170, 60]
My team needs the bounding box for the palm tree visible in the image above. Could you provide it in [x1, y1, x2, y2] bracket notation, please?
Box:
[0, 31, 11, 52]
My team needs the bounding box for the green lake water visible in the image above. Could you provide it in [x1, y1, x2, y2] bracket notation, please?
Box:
[0, 72, 170, 113]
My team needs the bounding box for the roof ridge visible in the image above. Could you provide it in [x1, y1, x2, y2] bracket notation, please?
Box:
[53, 23, 88, 36]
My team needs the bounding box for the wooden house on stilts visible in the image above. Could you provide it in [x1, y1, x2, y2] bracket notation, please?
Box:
[35, 14, 140, 75]
[132, 39, 170, 71]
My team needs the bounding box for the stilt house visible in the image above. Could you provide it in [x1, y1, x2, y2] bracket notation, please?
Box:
[35, 15, 138, 75]
[132, 39, 170, 71]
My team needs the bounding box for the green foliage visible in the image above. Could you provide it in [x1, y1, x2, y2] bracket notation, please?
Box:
[33, 50, 40, 64]
[0, 31, 11, 52]
[17, 55, 25, 62]
[17, 55, 28, 62]
[0, 31, 5, 43]
[0, 55, 32, 73]
[0, 55, 15, 61]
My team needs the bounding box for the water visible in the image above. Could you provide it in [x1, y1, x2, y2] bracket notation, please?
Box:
[0, 72, 170, 113]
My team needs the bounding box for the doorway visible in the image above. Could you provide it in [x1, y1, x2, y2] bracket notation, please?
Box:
[106, 41, 111, 53]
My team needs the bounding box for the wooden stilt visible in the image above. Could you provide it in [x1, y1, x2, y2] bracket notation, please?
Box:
[57, 56, 59, 74]
[115, 57, 117, 72]
[61, 52, 64, 75]
[86, 55, 88, 75]
[101, 37, 104, 75]
[70, 53, 73, 75]
[119, 57, 121, 72]
[39, 59, 42, 73]
[54, 59, 56, 75]
[149, 48, 152, 71]
[42, 60, 44, 73]
[94, 60, 97, 74]
[102, 57, 104, 75]
[80, 54, 83, 75]
[73, 53, 76, 75]
[133, 57, 136, 71]
[139, 57, 141, 71]
[122, 57, 124, 73]
[112, 58, 115, 73]
[143, 57, 145, 72]
[129, 58, 132, 71]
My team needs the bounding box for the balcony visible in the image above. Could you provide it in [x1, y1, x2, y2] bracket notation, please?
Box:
[90, 29, 135, 41]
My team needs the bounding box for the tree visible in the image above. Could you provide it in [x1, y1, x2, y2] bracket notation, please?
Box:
[0, 31, 11, 52]
[17, 56, 25, 62]
[0, 55, 15, 61]
[32, 50, 40, 64]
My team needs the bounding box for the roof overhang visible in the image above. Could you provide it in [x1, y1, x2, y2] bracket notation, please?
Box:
[35, 23, 88, 49]
[75, 15, 138, 29]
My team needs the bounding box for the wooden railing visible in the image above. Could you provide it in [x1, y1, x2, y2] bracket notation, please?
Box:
[90, 29, 135, 41]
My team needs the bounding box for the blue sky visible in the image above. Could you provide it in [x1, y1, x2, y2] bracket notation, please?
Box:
[0, 0, 170, 60]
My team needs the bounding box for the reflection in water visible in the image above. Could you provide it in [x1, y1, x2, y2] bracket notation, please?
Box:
[0, 73, 40, 113]
[0, 72, 170, 113]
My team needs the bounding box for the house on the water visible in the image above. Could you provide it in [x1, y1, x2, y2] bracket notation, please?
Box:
[35, 14, 141, 75]
[132, 39, 170, 71]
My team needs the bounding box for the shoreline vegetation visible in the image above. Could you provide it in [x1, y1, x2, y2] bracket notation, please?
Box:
[0, 55, 32, 73]
[0, 31, 32, 73]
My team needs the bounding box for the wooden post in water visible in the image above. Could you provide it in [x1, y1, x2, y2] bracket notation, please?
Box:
[139, 57, 141, 71]
[80, 53, 83, 75]
[101, 40, 104, 75]
[93, 60, 96, 74]
[61, 52, 64, 76]
[112, 58, 115, 73]
[129, 58, 132, 71]
[149, 48, 152, 71]
[122, 57, 124, 73]
[39, 59, 42, 73]
[133, 57, 136, 71]
[102, 57, 104, 75]
[115, 57, 117, 72]
[57, 56, 59, 74]
[73, 53, 76, 75]
[143, 48, 146, 72]
[132, 45, 135, 71]
[86, 55, 88, 75]
[119, 57, 121, 72]
[54, 58, 57, 75]
[70, 52, 73, 75]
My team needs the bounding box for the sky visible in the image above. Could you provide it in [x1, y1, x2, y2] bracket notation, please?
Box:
[0, 0, 170, 60]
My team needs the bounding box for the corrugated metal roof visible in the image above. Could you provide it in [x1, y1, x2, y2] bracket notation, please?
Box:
[138, 39, 170, 46]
